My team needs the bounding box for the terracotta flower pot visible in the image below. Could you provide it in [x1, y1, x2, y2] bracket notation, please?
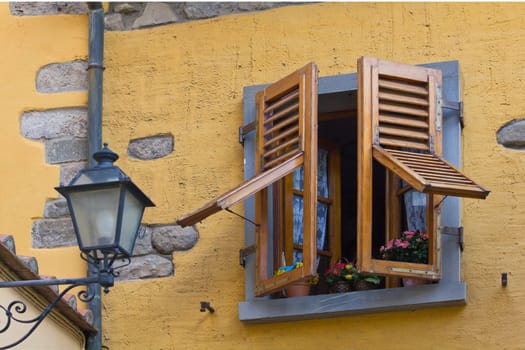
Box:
[285, 281, 310, 297]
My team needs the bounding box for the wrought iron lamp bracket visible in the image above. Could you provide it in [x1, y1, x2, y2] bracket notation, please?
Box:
[0, 251, 123, 350]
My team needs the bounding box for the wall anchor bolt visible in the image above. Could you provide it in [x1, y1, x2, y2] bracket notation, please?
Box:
[200, 301, 215, 313]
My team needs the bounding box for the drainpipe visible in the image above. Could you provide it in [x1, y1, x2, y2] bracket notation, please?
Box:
[86, 3, 104, 350]
[87, 1, 104, 167]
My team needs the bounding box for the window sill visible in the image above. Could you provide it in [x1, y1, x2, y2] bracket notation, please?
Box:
[238, 281, 466, 323]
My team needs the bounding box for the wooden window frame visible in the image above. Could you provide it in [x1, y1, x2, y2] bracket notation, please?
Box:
[279, 140, 342, 275]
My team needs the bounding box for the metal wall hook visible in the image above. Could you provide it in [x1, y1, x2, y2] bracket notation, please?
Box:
[200, 301, 215, 313]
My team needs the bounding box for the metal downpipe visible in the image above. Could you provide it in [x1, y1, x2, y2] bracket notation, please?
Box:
[86, 3, 104, 350]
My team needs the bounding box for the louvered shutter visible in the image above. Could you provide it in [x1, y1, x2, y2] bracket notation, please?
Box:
[357, 57, 488, 280]
[362, 57, 489, 199]
[176, 63, 318, 296]
[177, 63, 318, 227]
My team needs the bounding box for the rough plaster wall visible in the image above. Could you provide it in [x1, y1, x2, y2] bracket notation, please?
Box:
[100, 2, 524, 349]
[0, 3, 87, 279]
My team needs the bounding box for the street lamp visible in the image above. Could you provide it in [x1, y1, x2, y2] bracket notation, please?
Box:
[0, 144, 154, 349]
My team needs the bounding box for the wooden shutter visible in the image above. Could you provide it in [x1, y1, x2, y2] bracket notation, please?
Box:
[176, 63, 318, 297]
[357, 57, 488, 280]
[362, 57, 489, 199]
[177, 63, 318, 227]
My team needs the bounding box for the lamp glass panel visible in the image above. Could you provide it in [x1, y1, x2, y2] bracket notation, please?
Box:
[69, 187, 121, 249]
[119, 189, 144, 255]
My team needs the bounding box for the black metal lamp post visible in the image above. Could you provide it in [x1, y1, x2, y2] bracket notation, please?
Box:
[0, 144, 154, 349]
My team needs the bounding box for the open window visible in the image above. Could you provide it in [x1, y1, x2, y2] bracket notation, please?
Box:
[177, 62, 318, 296]
[178, 57, 489, 310]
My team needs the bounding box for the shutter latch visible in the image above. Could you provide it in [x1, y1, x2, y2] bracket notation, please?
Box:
[239, 244, 256, 268]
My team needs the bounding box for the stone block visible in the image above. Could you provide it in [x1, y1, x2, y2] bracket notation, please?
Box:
[60, 161, 87, 186]
[151, 225, 199, 254]
[10, 2, 89, 16]
[132, 3, 178, 29]
[497, 119, 525, 150]
[132, 226, 155, 255]
[127, 134, 174, 160]
[32, 218, 77, 248]
[115, 254, 173, 281]
[113, 3, 142, 14]
[21, 107, 88, 141]
[105, 13, 125, 31]
[43, 198, 70, 218]
[45, 138, 88, 164]
[36, 60, 88, 93]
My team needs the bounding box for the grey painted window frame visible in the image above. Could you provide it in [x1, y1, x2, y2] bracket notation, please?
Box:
[239, 61, 465, 323]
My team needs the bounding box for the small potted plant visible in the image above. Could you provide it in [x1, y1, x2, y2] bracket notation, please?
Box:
[276, 262, 317, 297]
[353, 271, 381, 291]
[324, 259, 355, 293]
[380, 230, 430, 286]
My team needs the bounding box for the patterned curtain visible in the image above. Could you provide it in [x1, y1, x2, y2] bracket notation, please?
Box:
[403, 184, 427, 232]
[292, 149, 329, 264]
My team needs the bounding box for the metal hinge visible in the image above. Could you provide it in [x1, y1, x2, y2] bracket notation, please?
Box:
[441, 226, 464, 252]
[239, 244, 256, 268]
[442, 100, 464, 129]
[239, 121, 256, 145]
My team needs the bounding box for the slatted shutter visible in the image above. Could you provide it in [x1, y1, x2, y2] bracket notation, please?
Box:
[365, 57, 489, 199]
[177, 63, 318, 296]
[357, 57, 489, 279]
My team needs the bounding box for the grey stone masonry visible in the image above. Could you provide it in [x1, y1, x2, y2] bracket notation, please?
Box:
[45, 138, 88, 164]
[36, 60, 88, 93]
[43, 198, 70, 219]
[115, 254, 174, 281]
[9, 2, 89, 16]
[21, 108, 88, 141]
[32, 218, 76, 248]
[497, 119, 525, 150]
[106, 2, 300, 31]
[128, 134, 174, 160]
[151, 225, 199, 254]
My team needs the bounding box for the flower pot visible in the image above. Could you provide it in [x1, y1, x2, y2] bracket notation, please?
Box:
[402, 277, 430, 287]
[285, 281, 310, 297]
[330, 280, 351, 293]
[354, 280, 379, 291]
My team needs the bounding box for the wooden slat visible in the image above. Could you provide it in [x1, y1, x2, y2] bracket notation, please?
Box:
[378, 125, 429, 140]
[379, 113, 429, 129]
[263, 114, 299, 137]
[379, 102, 429, 118]
[264, 89, 299, 114]
[378, 137, 430, 151]
[264, 102, 299, 125]
[378, 91, 429, 107]
[263, 125, 299, 148]
[263, 148, 301, 170]
[378, 78, 428, 96]
[263, 136, 300, 159]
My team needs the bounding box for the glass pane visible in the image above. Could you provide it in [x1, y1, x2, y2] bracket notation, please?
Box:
[69, 187, 121, 249]
[292, 148, 329, 196]
[292, 196, 329, 263]
[120, 189, 145, 255]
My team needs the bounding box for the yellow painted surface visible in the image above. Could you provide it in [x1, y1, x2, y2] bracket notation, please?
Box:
[2, 2, 525, 349]
[0, 5, 87, 278]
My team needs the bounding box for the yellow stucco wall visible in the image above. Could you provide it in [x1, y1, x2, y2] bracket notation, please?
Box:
[2, 2, 525, 349]
[0, 5, 87, 279]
